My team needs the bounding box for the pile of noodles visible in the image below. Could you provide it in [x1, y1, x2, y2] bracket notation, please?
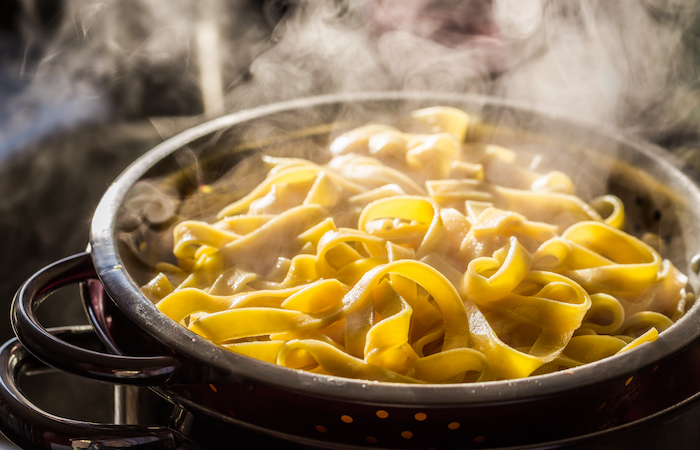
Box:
[142, 107, 692, 383]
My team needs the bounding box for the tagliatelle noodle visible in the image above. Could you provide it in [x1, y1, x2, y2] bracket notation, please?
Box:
[459, 207, 559, 261]
[142, 106, 693, 383]
[559, 221, 661, 294]
[590, 195, 626, 229]
[327, 155, 426, 195]
[464, 302, 578, 379]
[358, 196, 448, 258]
[579, 293, 625, 335]
[219, 204, 327, 274]
[493, 186, 603, 230]
[277, 339, 421, 383]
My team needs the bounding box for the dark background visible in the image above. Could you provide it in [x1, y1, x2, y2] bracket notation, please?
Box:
[0, 3, 274, 443]
[0, 0, 276, 344]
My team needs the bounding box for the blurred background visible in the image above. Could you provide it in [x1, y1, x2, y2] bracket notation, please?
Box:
[0, 0, 700, 448]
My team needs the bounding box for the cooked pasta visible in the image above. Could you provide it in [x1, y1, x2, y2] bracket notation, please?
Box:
[142, 106, 692, 383]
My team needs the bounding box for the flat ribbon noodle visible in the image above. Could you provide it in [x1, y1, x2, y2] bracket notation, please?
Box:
[187, 280, 348, 342]
[328, 155, 426, 195]
[358, 196, 447, 258]
[220, 204, 327, 273]
[405, 132, 460, 179]
[363, 280, 416, 373]
[217, 165, 322, 218]
[560, 327, 659, 367]
[209, 266, 260, 295]
[486, 271, 591, 332]
[465, 303, 562, 379]
[460, 207, 558, 262]
[345, 260, 470, 351]
[590, 195, 625, 229]
[218, 214, 275, 234]
[579, 293, 625, 335]
[413, 348, 489, 383]
[277, 339, 421, 383]
[223, 340, 287, 364]
[561, 335, 627, 365]
[315, 228, 386, 278]
[173, 221, 240, 260]
[493, 186, 602, 230]
[157, 284, 309, 323]
[280, 254, 318, 287]
[464, 270, 590, 379]
[559, 221, 661, 295]
[463, 236, 533, 302]
[157, 287, 234, 324]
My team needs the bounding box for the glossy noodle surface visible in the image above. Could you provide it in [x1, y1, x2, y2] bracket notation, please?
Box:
[142, 106, 692, 383]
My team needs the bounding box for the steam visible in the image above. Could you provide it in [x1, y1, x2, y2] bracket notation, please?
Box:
[494, 0, 699, 134]
[4, 0, 700, 282]
[493, 0, 542, 39]
[5, 0, 699, 145]
[222, 0, 700, 139]
[224, 1, 388, 110]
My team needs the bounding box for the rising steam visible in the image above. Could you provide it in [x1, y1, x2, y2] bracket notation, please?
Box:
[225, 0, 700, 139]
[3, 0, 699, 142]
[3, 0, 700, 282]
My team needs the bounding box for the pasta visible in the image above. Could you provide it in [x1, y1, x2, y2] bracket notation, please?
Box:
[142, 106, 692, 383]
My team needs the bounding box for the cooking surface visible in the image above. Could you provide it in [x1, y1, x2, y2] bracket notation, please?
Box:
[2, 0, 700, 449]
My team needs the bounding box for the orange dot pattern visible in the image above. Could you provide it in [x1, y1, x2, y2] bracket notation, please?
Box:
[312, 410, 489, 446]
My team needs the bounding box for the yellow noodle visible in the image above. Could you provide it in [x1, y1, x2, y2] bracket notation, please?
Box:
[147, 105, 690, 384]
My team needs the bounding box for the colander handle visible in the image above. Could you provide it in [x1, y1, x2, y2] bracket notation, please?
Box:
[11, 252, 181, 385]
[0, 326, 198, 450]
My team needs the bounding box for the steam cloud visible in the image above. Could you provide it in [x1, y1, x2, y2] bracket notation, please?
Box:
[2, 0, 700, 300]
[227, 0, 700, 139]
[3, 0, 699, 144]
